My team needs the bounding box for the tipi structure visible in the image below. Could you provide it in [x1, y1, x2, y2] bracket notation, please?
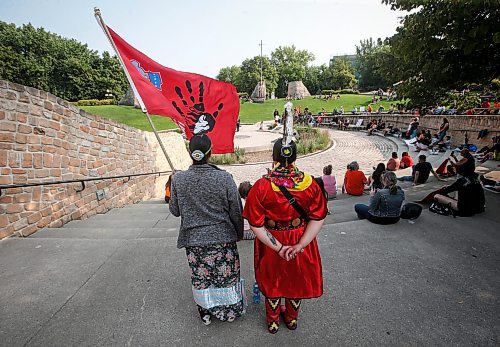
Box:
[287, 81, 310, 99]
[251, 81, 266, 103]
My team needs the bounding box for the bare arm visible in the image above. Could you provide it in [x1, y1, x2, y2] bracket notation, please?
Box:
[451, 157, 467, 168]
[431, 168, 445, 181]
[413, 171, 420, 185]
[250, 226, 292, 260]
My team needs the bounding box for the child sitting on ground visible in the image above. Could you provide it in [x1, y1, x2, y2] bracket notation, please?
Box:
[238, 181, 255, 240]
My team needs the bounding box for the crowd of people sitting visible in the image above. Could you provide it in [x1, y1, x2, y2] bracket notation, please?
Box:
[399, 117, 453, 154]
[207, 131, 490, 232]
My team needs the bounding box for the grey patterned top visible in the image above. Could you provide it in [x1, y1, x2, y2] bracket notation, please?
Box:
[169, 164, 244, 248]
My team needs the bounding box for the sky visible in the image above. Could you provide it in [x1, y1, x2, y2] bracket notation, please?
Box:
[1, 0, 407, 78]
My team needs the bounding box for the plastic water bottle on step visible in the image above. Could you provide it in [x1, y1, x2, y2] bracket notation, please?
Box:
[253, 282, 260, 304]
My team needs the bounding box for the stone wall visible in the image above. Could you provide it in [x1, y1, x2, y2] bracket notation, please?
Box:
[342, 114, 499, 147]
[0, 80, 190, 239]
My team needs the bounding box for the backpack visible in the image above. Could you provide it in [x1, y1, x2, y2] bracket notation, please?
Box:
[429, 199, 455, 217]
[164, 175, 172, 203]
[400, 203, 422, 220]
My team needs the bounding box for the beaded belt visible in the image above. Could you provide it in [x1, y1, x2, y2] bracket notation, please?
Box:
[265, 218, 306, 231]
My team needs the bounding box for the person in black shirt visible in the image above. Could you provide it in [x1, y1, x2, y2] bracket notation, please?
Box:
[398, 155, 444, 185]
[434, 173, 485, 216]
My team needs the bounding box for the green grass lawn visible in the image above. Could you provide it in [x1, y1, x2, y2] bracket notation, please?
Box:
[239, 95, 393, 123]
[80, 95, 394, 131]
[79, 105, 178, 131]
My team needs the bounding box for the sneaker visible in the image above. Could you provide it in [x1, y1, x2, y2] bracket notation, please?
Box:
[198, 307, 211, 326]
[201, 314, 211, 326]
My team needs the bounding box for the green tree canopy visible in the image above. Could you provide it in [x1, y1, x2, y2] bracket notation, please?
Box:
[356, 38, 394, 90]
[0, 21, 128, 101]
[381, 0, 500, 105]
[235, 56, 278, 94]
[329, 58, 357, 90]
[271, 46, 315, 97]
[216, 65, 241, 86]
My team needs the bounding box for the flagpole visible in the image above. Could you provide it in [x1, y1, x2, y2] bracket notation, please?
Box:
[94, 7, 176, 172]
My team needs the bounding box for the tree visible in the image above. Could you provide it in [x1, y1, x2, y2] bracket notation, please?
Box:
[329, 58, 357, 90]
[303, 65, 322, 95]
[380, 0, 500, 105]
[237, 56, 278, 95]
[216, 65, 241, 86]
[0, 21, 128, 101]
[270, 46, 315, 97]
[356, 38, 394, 90]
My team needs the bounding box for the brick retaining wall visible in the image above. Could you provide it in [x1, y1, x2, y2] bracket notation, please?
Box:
[342, 114, 499, 147]
[0, 80, 190, 239]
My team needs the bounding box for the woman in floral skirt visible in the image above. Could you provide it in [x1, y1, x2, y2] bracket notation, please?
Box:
[169, 134, 245, 325]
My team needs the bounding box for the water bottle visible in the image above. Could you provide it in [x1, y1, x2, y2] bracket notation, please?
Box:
[252, 282, 260, 304]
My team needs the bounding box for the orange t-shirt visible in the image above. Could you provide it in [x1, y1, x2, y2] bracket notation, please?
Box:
[344, 170, 367, 196]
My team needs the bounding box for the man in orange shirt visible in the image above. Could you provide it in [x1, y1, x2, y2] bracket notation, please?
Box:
[343, 161, 367, 196]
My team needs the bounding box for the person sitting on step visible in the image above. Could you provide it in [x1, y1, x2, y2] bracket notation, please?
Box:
[397, 154, 444, 185]
[433, 173, 485, 217]
[342, 161, 367, 196]
[354, 171, 405, 225]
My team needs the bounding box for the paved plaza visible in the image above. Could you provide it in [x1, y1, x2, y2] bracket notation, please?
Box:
[229, 125, 397, 186]
[0, 130, 499, 346]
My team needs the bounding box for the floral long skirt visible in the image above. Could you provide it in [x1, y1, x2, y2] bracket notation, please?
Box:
[185, 242, 246, 321]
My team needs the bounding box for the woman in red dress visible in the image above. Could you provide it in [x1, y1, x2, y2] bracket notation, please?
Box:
[243, 139, 327, 334]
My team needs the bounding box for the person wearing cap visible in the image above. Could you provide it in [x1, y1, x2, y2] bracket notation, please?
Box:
[169, 134, 245, 325]
[243, 138, 328, 334]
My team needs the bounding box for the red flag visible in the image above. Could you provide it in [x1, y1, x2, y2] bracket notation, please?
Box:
[106, 26, 239, 154]
[436, 158, 449, 175]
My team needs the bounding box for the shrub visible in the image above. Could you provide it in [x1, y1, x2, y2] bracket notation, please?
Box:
[296, 127, 330, 155]
[209, 129, 330, 165]
[442, 91, 480, 112]
[320, 89, 359, 95]
[209, 147, 246, 165]
[76, 99, 116, 106]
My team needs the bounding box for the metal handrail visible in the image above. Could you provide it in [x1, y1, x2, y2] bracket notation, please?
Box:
[0, 170, 172, 196]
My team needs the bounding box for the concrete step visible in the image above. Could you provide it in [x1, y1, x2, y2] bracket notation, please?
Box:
[324, 213, 359, 225]
[33, 220, 181, 239]
[61, 214, 170, 229]
[137, 199, 165, 204]
[111, 203, 168, 210]
[31, 227, 178, 239]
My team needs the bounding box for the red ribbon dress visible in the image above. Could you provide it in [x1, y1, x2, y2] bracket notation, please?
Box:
[243, 166, 328, 299]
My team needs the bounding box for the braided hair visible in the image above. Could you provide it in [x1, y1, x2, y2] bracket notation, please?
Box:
[382, 171, 398, 195]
